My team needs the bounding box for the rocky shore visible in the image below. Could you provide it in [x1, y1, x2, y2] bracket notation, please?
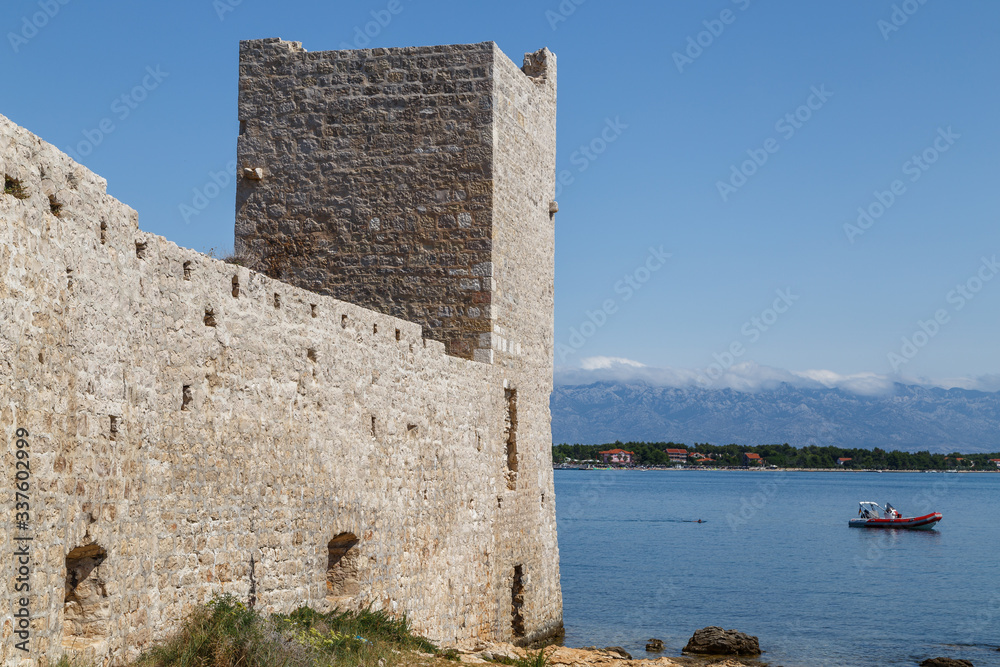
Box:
[440, 641, 761, 667]
[438, 628, 986, 667]
[442, 628, 764, 667]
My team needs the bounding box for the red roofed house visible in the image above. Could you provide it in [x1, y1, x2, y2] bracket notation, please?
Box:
[742, 452, 763, 466]
[991, 459, 1000, 469]
[600, 448, 634, 465]
[837, 457, 852, 466]
[665, 448, 687, 463]
[695, 457, 713, 465]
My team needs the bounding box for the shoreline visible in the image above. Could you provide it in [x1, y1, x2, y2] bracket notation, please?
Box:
[447, 641, 770, 667]
[554, 465, 997, 473]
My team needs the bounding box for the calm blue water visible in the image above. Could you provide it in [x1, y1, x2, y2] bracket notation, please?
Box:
[555, 470, 1000, 667]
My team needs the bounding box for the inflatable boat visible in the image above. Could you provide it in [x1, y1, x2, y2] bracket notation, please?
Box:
[848, 501, 942, 530]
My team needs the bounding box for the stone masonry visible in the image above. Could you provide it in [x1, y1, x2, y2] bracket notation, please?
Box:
[235, 39, 556, 363]
[0, 38, 561, 666]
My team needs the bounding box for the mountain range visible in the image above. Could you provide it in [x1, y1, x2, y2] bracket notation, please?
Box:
[551, 380, 1000, 453]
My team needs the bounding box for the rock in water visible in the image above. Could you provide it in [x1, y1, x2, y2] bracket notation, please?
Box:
[920, 659, 974, 667]
[683, 626, 761, 656]
[645, 638, 664, 652]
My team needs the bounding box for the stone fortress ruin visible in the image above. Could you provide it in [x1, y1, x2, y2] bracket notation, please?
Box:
[0, 38, 561, 665]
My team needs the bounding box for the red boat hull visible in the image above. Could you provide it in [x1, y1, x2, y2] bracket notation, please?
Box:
[849, 512, 942, 530]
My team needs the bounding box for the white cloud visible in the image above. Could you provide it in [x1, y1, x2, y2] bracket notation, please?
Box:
[796, 369, 894, 395]
[555, 359, 999, 396]
[578, 356, 646, 370]
[897, 373, 1000, 393]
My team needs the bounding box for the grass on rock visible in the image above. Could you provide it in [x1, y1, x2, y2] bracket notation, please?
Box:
[133, 595, 438, 667]
[4, 177, 28, 199]
[57, 595, 547, 667]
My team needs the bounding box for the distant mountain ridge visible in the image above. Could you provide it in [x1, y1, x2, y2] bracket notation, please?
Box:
[550, 381, 1000, 453]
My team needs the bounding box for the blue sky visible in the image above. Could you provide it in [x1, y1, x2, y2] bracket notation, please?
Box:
[4, 1, 999, 387]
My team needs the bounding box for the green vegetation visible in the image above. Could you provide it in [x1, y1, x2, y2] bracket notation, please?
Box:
[489, 650, 549, 667]
[277, 605, 438, 660]
[4, 176, 29, 200]
[116, 595, 443, 667]
[553, 442, 688, 466]
[554, 441, 1000, 470]
[53, 596, 556, 667]
[204, 246, 250, 266]
[56, 596, 548, 667]
[515, 651, 549, 667]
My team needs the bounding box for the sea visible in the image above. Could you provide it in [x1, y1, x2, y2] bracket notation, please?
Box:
[554, 469, 1000, 666]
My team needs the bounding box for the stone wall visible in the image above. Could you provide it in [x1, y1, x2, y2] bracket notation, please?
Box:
[234, 39, 557, 368]
[235, 39, 498, 360]
[0, 97, 561, 667]
[233, 38, 562, 648]
[486, 43, 561, 643]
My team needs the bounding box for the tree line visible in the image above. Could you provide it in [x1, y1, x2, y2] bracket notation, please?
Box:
[552, 441, 1000, 470]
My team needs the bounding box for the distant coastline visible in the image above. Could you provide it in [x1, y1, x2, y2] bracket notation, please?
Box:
[554, 464, 999, 473]
[553, 441, 1000, 471]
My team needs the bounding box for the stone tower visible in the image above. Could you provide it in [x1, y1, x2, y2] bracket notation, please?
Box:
[235, 38, 557, 363]
[234, 38, 562, 645]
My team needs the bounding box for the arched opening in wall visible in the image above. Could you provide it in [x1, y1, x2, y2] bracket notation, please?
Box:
[326, 533, 360, 606]
[63, 544, 110, 650]
[511, 564, 526, 640]
[504, 388, 518, 491]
